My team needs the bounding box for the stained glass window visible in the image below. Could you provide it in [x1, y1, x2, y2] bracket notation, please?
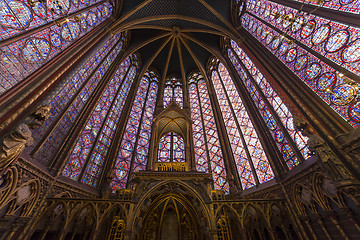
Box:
[209, 59, 275, 189]
[241, 14, 360, 128]
[291, 0, 360, 14]
[110, 70, 158, 191]
[28, 33, 126, 165]
[163, 76, 183, 108]
[189, 72, 229, 192]
[157, 132, 185, 163]
[227, 39, 310, 169]
[62, 54, 139, 181]
[245, 0, 360, 76]
[158, 133, 172, 163]
[0, 1, 113, 96]
[0, 0, 112, 40]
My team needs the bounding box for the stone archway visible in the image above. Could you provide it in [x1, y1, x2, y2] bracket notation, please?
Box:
[140, 193, 202, 240]
[128, 175, 214, 240]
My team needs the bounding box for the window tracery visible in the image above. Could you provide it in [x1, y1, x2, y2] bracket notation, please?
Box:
[0, 0, 112, 40]
[0, 0, 113, 95]
[62, 54, 139, 182]
[227, 39, 310, 169]
[291, 0, 360, 14]
[110, 70, 158, 191]
[29, 33, 126, 165]
[241, 14, 360, 128]
[245, 0, 360, 76]
[157, 132, 185, 163]
[209, 59, 275, 189]
[163, 76, 183, 108]
[189, 72, 229, 192]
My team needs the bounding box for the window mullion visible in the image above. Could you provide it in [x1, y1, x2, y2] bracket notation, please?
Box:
[1, 0, 107, 47]
[125, 80, 152, 187]
[231, 47, 306, 166]
[78, 62, 133, 181]
[216, 68, 260, 185]
[30, 36, 123, 157]
[195, 83, 212, 173]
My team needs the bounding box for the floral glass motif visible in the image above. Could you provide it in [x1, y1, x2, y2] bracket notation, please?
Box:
[241, 14, 360, 128]
[163, 76, 183, 108]
[0, 2, 113, 96]
[210, 59, 275, 189]
[228, 40, 310, 169]
[157, 132, 185, 163]
[248, 0, 358, 15]
[189, 72, 229, 192]
[110, 70, 158, 191]
[292, 0, 360, 14]
[62, 54, 138, 181]
[172, 133, 185, 162]
[29, 33, 125, 165]
[158, 133, 172, 163]
[0, 0, 112, 40]
[163, 85, 173, 107]
[245, 0, 360, 76]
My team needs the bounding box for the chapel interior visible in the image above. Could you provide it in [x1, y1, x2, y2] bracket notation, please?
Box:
[1, 0, 360, 239]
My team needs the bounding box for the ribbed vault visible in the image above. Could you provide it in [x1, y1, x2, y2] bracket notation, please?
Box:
[107, 0, 241, 79]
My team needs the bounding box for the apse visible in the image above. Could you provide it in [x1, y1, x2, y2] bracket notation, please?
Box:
[0, 0, 360, 239]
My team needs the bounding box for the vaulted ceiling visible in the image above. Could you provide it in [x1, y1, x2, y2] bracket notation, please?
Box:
[108, 0, 241, 79]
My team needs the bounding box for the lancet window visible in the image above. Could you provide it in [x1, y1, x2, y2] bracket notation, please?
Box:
[0, 0, 113, 95]
[157, 132, 185, 163]
[241, 14, 360, 128]
[209, 58, 275, 189]
[27, 32, 126, 166]
[62, 53, 140, 183]
[291, 0, 360, 14]
[227, 39, 310, 169]
[245, 0, 360, 76]
[163, 76, 183, 108]
[110, 70, 159, 191]
[189, 72, 229, 192]
[0, 0, 113, 40]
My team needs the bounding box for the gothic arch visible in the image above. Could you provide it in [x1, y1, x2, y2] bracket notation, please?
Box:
[139, 192, 203, 240]
[148, 102, 194, 170]
[130, 179, 213, 237]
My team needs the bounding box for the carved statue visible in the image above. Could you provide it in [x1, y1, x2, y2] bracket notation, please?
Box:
[0, 105, 51, 172]
[293, 117, 353, 182]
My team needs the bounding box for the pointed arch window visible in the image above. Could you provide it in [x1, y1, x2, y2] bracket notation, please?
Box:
[163, 76, 183, 108]
[157, 132, 185, 163]
[241, 14, 360, 128]
[245, 0, 360, 76]
[62, 54, 140, 184]
[189, 72, 229, 192]
[29, 32, 126, 165]
[110, 70, 159, 191]
[0, 1, 113, 95]
[0, 0, 113, 40]
[291, 0, 360, 14]
[246, 0, 360, 14]
[209, 59, 274, 189]
[227, 39, 310, 169]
